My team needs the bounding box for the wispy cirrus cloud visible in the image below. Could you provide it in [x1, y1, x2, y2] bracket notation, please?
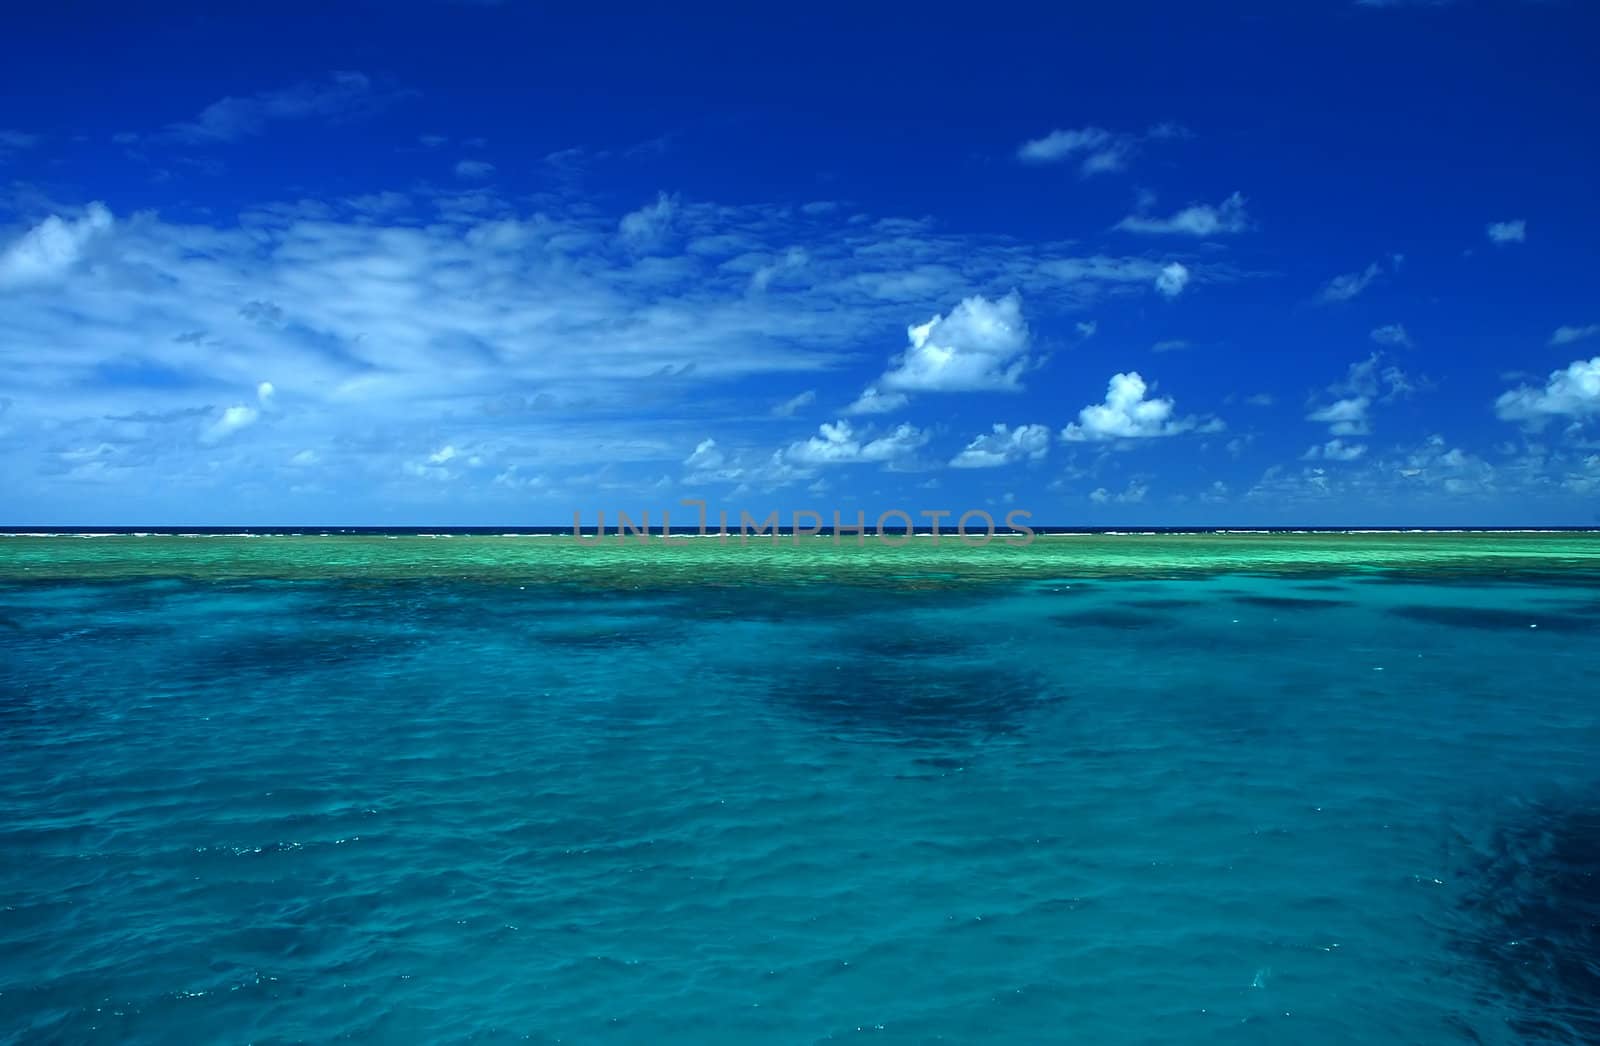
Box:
[1549, 324, 1598, 347]
[454, 159, 496, 180]
[0, 130, 39, 161]
[844, 387, 909, 416]
[1486, 219, 1526, 244]
[1116, 192, 1249, 237]
[1317, 260, 1387, 303]
[1016, 123, 1187, 177]
[0, 184, 1211, 511]
[157, 72, 401, 144]
[1370, 323, 1413, 348]
[1305, 353, 1412, 435]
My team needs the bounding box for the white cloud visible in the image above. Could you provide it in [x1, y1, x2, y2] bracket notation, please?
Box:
[1303, 439, 1368, 461]
[202, 404, 259, 444]
[1495, 357, 1600, 424]
[1061, 372, 1198, 442]
[164, 72, 384, 144]
[1337, 353, 1412, 401]
[1152, 339, 1189, 353]
[1155, 262, 1190, 298]
[619, 192, 676, 247]
[1550, 324, 1599, 347]
[949, 423, 1051, 468]
[0, 202, 114, 287]
[1486, 220, 1526, 244]
[684, 438, 725, 470]
[1307, 397, 1371, 436]
[1395, 436, 1495, 496]
[1089, 480, 1148, 504]
[289, 449, 319, 467]
[772, 390, 816, 417]
[844, 386, 910, 415]
[454, 160, 495, 180]
[1076, 320, 1098, 338]
[0, 186, 1262, 511]
[1116, 192, 1248, 237]
[786, 420, 927, 466]
[1306, 354, 1412, 435]
[1370, 323, 1413, 348]
[1017, 126, 1130, 176]
[257, 381, 276, 404]
[1317, 262, 1382, 303]
[428, 444, 459, 464]
[879, 291, 1032, 392]
[750, 247, 808, 292]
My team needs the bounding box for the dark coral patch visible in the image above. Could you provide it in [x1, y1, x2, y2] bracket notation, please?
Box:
[1048, 609, 1163, 631]
[1231, 595, 1354, 610]
[755, 655, 1061, 744]
[1388, 605, 1595, 633]
[1457, 797, 1600, 1041]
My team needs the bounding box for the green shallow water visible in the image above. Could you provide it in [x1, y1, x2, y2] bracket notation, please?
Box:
[5, 532, 1600, 587]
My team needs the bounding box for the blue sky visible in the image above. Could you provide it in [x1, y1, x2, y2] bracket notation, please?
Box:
[2, 1, 1598, 526]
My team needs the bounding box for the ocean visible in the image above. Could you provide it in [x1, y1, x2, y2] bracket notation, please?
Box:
[2, 533, 1598, 1043]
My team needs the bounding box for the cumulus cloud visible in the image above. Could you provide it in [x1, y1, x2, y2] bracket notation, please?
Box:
[1116, 192, 1248, 237]
[844, 387, 910, 415]
[1399, 438, 1495, 495]
[879, 291, 1032, 392]
[1303, 439, 1368, 461]
[1317, 262, 1382, 303]
[1061, 372, 1199, 442]
[1495, 357, 1600, 425]
[1089, 480, 1148, 504]
[1307, 397, 1372, 436]
[1486, 219, 1526, 244]
[0, 202, 113, 287]
[1370, 323, 1413, 348]
[1155, 262, 1190, 298]
[1550, 324, 1599, 347]
[949, 423, 1051, 468]
[786, 420, 927, 466]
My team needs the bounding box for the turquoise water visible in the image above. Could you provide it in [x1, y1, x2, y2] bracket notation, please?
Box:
[3, 569, 1599, 1042]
